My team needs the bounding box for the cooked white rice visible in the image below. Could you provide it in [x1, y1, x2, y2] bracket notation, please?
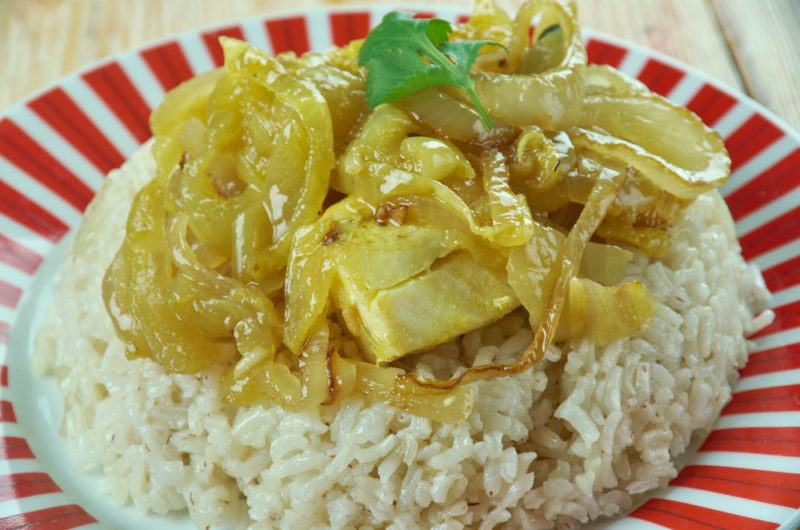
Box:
[34, 142, 773, 529]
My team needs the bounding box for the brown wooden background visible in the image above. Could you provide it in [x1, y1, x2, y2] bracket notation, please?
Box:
[1, 0, 798, 129]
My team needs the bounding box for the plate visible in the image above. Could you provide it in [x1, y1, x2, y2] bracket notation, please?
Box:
[0, 4, 798, 529]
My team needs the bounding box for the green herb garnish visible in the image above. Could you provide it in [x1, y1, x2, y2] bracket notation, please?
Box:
[358, 11, 501, 128]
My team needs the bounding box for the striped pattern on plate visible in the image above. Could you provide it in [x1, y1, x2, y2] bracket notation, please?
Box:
[0, 5, 798, 529]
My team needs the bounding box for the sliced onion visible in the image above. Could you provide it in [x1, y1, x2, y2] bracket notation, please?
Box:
[517, 25, 564, 75]
[582, 62, 649, 97]
[480, 149, 535, 247]
[399, 136, 473, 182]
[473, 0, 586, 129]
[166, 213, 282, 361]
[390, 177, 533, 248]
[510, 126, 564, 192]
[453, 0, 514, 53]
[556, 277, 655, 345]
[353, 360, 476, 424]
[508, 0, 582, 71]
[284, 198, 370, 353]
[322, 347, 357, 406]
[223, 358, 303, 410]
[507, 223, 634, 329]
[298, 318, 333, 406]
[596, 216, 671, 257]
[474, 64, 585, 130]
[335, 106, 532, 248]
[575, 65, 730, 200]
[253, 69, 336, 275]
[151, 68, 224, 139]
[103, 180, 228, 374]
[506, 221, 562, 326]
[400, 89, 519, 146]
[224, 317, 332, 411]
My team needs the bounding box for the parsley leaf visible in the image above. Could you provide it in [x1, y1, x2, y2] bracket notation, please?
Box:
[358, 11, 500, 128]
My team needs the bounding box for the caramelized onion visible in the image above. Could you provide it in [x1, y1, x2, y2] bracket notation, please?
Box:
[104, 0, 733, 424]
[353, 361, 475, 424]
[400, 89, 519, 146]
[576, 65, 730, 199]
[510, 126, 565, 191]
[103, 180, 228, 373]
[472, 0, 586, 129]
[556, 278, 655, 345]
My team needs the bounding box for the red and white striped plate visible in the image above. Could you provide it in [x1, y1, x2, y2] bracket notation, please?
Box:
[0, 4, 798, 529]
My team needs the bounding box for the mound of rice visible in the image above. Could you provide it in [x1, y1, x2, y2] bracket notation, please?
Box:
[34, 142, 772, 529]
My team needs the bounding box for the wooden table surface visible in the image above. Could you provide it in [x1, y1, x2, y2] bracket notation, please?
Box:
[1, 0, 799, 130]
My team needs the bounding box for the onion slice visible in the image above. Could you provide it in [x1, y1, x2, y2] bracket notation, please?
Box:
[575, 65, 730, 200]
[473, 0, 586, 129]
[400, 89, 518, 146]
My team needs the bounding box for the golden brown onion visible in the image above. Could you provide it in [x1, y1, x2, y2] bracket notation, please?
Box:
[399, 89, 519, 146]
[472, 0, 586, 129]
[103, 0, 734, 425]
[510, 126, 566, 192]
[353, 361, 476, 424]
[103, 180, 228, 373]
[556, 277, 655, 345]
